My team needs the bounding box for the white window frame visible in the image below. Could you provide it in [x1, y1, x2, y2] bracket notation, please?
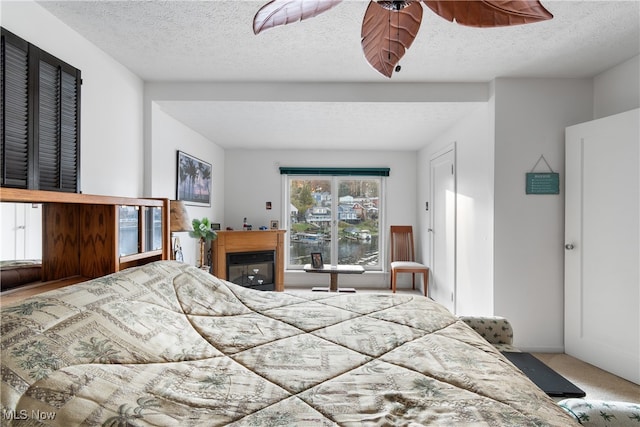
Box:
[283, 174, 385, 271]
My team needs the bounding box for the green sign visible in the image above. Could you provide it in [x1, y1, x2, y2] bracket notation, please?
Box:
[526, 172, 559, 195]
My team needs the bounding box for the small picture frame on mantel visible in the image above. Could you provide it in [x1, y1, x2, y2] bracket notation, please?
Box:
[270, 220, 279, 230]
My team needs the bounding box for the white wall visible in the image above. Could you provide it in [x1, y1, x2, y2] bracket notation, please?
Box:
[1, 1, 145, 197]
[224, 149, 417, 287]
[593, 55, 640, 119]
[417, 103, 495, 316]
[493, 78, 593, 352]
[150, 104, 225, 266]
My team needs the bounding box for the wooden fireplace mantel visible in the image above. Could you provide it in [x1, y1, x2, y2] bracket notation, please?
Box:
[212, 230, 286, 291]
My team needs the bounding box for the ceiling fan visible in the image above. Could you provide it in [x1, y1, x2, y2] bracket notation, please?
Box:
[253, 1, 553, 78]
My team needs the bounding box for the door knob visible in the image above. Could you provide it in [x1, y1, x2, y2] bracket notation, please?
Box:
[565, 244, 575, 250]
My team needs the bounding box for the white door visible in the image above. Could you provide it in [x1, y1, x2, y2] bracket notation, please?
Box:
[0, 202, 42, 260]
[430, 148, 456, 312]
[565, 109, 639, 384]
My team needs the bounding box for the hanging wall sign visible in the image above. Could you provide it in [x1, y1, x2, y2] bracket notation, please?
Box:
[526, 155, 559, 195]
[526, 172, 559, 194]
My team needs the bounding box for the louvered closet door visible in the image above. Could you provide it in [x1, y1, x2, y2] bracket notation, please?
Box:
[1, 34, 30, 188]
[38, 57, 80, 192]
[59, 71, 79, 191]
[1, 28, 80, 192]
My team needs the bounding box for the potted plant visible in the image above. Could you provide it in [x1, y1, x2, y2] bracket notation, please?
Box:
[189, 217, 217, 268]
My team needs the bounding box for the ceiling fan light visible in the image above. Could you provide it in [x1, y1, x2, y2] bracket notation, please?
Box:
[377, 1, 413, 11]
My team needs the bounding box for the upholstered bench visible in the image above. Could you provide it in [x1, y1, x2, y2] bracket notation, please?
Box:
[459, 315, 519, 352]
[559, 398, 640, 426]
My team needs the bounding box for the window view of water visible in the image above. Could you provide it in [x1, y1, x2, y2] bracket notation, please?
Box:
[289, 235, 379, 266]
[288, 178, 380, 268]
[118, 206, 162, 256]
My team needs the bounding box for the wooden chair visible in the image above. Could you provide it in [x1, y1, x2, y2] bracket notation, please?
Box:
[390, 225, 429, 296]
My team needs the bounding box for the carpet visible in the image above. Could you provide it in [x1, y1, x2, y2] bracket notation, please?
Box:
[502, 352, 586, 398]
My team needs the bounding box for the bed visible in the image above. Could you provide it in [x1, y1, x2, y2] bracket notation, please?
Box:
[0, 261, 577, 426]
[0, 259, 42, 292]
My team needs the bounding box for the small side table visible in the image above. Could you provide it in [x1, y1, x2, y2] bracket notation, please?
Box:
[303, 264, 364, 292]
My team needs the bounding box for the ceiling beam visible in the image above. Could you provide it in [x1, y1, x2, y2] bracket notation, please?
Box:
[145, 82, 490, 103]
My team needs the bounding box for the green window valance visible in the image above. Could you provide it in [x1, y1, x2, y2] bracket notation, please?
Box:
[279, 167, 390, 177]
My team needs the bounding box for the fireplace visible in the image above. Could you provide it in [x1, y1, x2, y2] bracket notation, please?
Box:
[226, 251, 275, 291]
[212, 230, 285, 291]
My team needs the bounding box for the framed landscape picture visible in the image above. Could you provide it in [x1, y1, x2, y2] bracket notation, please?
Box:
[176, 151, 211, 206]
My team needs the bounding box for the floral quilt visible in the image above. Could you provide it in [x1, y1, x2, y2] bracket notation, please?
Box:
[1, 261, 577, 426]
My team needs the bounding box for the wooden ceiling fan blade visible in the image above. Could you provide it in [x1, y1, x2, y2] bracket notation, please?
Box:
[423, 0, 553, 27]
[361, 1, 423, 78]
[253, 0, 343, 35]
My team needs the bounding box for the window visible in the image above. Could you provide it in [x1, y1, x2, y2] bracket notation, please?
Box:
[1, 28, 81, 192]
[282, 168, 388, 270]
[118, 205, 163, 256]
[118, 205, 139, 256]
[144, 206, 163, 252]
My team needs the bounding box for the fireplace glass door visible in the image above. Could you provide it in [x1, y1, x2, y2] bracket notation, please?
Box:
[227, 251, 275, 291]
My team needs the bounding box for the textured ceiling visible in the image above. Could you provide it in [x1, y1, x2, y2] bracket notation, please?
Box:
[34, 0, 640, 150]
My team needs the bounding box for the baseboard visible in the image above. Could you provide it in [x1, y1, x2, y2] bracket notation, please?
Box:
[518, 346, 565, 354]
